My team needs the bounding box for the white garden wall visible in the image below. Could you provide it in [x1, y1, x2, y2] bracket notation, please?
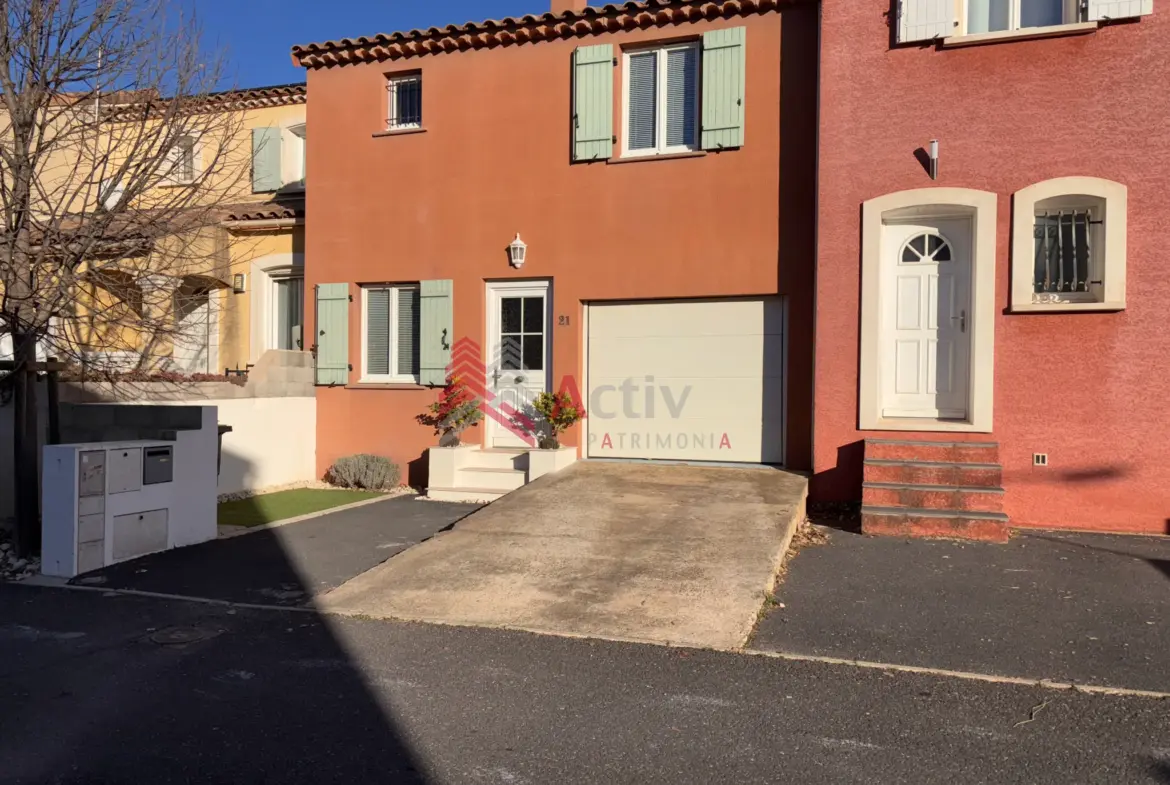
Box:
[155, 397, 316, 496]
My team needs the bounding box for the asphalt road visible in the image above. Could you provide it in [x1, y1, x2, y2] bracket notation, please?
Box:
[2, 584, 1168, 784]
[752, 529, 1170, 693]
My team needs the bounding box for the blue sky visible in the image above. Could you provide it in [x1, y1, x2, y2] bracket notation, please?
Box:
[198, 0, 561, 89]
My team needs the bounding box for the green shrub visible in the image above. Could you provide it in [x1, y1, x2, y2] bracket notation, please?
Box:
[328, 454, 400, 490]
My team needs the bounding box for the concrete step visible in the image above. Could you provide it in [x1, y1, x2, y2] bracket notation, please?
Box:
[456, 467, 527, 492]
[865, 438, 999, 464]
[427, 487, 505, 503]
[863, 459, 1002, 488]
[861, 506, 1010, 543]
[862, 482, 1005, 514]
[466, 449, 530, 472]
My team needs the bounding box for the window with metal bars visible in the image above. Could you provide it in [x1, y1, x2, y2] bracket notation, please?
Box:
[386, 74, 422, 131]
[1032, 207, 1100, 301]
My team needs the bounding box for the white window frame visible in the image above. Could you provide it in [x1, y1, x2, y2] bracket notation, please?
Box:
[268, 270, 305, 351]
[958, 0, 1082, 35]
[621, 41, 701, 159]
[385, 73, 422, 131]
[360, 283, 421, 384]
[1010, 177, 1127, 312]
[167, 135, 200, 185]
[282, 122, 307, 190]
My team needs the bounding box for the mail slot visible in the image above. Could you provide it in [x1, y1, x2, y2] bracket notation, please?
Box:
[142, 446, 174, 485]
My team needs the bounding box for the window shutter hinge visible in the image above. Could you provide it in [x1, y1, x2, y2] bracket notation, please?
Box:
[612, 57, 617, 66]
[348, 294, 353, 302]
[348, 364, 353, 371]
[612, 135, 617, 144]
[737, 98, 743, 106]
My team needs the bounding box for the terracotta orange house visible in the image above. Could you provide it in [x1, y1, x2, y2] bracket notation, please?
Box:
[815, 0, 1168, 537]
[293, 0, 817, 496]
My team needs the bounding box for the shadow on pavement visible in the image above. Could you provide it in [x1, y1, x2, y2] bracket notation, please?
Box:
[0, 495, 484, 782]
[67, 496, 480, 606]
[2, 576, 428, 783]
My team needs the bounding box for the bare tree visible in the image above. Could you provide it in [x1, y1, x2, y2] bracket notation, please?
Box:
[0, 0, 251, 556]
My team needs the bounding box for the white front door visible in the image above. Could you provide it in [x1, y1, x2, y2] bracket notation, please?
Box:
[880, 219, 972, 420]
[486, 281, 551, 448]
[173, 286, 213, 374]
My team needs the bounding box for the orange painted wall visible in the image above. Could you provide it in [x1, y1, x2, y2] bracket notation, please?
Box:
[305, 7, 818, 487]
[815, 2, 1170, 533]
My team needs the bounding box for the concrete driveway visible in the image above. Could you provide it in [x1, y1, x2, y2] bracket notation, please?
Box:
[320, 461, 807, 649]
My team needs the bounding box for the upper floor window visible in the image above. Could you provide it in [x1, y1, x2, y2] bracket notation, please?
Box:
[571, 28, 745, 163]
[168, 135, 197, 184]
[251, 121, 306, 193]
[897, 0, 1152, 44]
[284, 123, 306, 188]
[623, 42, 699, 157]
[1010, 177, 1127, 312]
[386, 73, 422, 131]
[966, 0, 1079, 34]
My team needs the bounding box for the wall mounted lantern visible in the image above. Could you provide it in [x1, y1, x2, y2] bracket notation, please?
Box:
[508, 233, 527, 269]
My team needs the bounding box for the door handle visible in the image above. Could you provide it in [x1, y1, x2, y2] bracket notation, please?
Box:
[492, 369, 501, 385]
[515, 375, 525, 384]
[952, 309, 967, 333]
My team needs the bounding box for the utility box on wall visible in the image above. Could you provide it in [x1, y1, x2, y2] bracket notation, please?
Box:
[41, 408, 219, 579]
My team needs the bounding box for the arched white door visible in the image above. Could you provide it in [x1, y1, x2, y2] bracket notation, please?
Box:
[880, 220, 972, 420]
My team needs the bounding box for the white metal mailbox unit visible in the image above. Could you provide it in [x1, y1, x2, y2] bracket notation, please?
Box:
[41, 409, 219, 578]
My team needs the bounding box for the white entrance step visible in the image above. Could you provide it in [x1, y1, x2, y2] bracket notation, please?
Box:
[474, 449, 530, 471]
[457, 467, 527, 492]
[426, 445, 577, 502]
[427, 487, 508, 503]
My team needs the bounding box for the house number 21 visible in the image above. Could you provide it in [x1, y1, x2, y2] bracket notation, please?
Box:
[558, 315, 571, 326]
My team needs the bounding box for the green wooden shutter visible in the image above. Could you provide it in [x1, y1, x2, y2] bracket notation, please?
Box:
[252, 127, 282, 192]
[701, 27, 746, 151]
[573, 44, 613, 162]
[315, 283, 349, 386]
[419, 279, 453, 386]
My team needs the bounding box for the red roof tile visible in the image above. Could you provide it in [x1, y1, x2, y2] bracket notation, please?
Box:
[291, 0, 787, 69]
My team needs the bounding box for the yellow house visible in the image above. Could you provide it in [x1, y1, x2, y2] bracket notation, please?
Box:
[7, 83, 310, 376]
[209, 83, 309, 375]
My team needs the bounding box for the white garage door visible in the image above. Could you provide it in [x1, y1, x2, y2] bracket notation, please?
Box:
[586, 298, 785, 464]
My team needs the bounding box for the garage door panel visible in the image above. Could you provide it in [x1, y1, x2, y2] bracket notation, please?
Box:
[587, 375, 783, 419]
[587, 298, 785, 465]
[588, 299, 784, 338]
[588, 335, 769, 378]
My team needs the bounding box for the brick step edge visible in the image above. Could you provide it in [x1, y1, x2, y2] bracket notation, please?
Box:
[864, 461, 1002, 489]
[863, 482, 1006, 493]
[865, 439, 1000, 463]
[861, 506, 1010, 543]
[863, 459, 1001, 469]
[864, 439, 999, 448]
[862, 482, 1005, 513]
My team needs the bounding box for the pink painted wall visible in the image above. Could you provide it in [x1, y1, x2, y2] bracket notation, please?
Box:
[815, 2, 1170, 534]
